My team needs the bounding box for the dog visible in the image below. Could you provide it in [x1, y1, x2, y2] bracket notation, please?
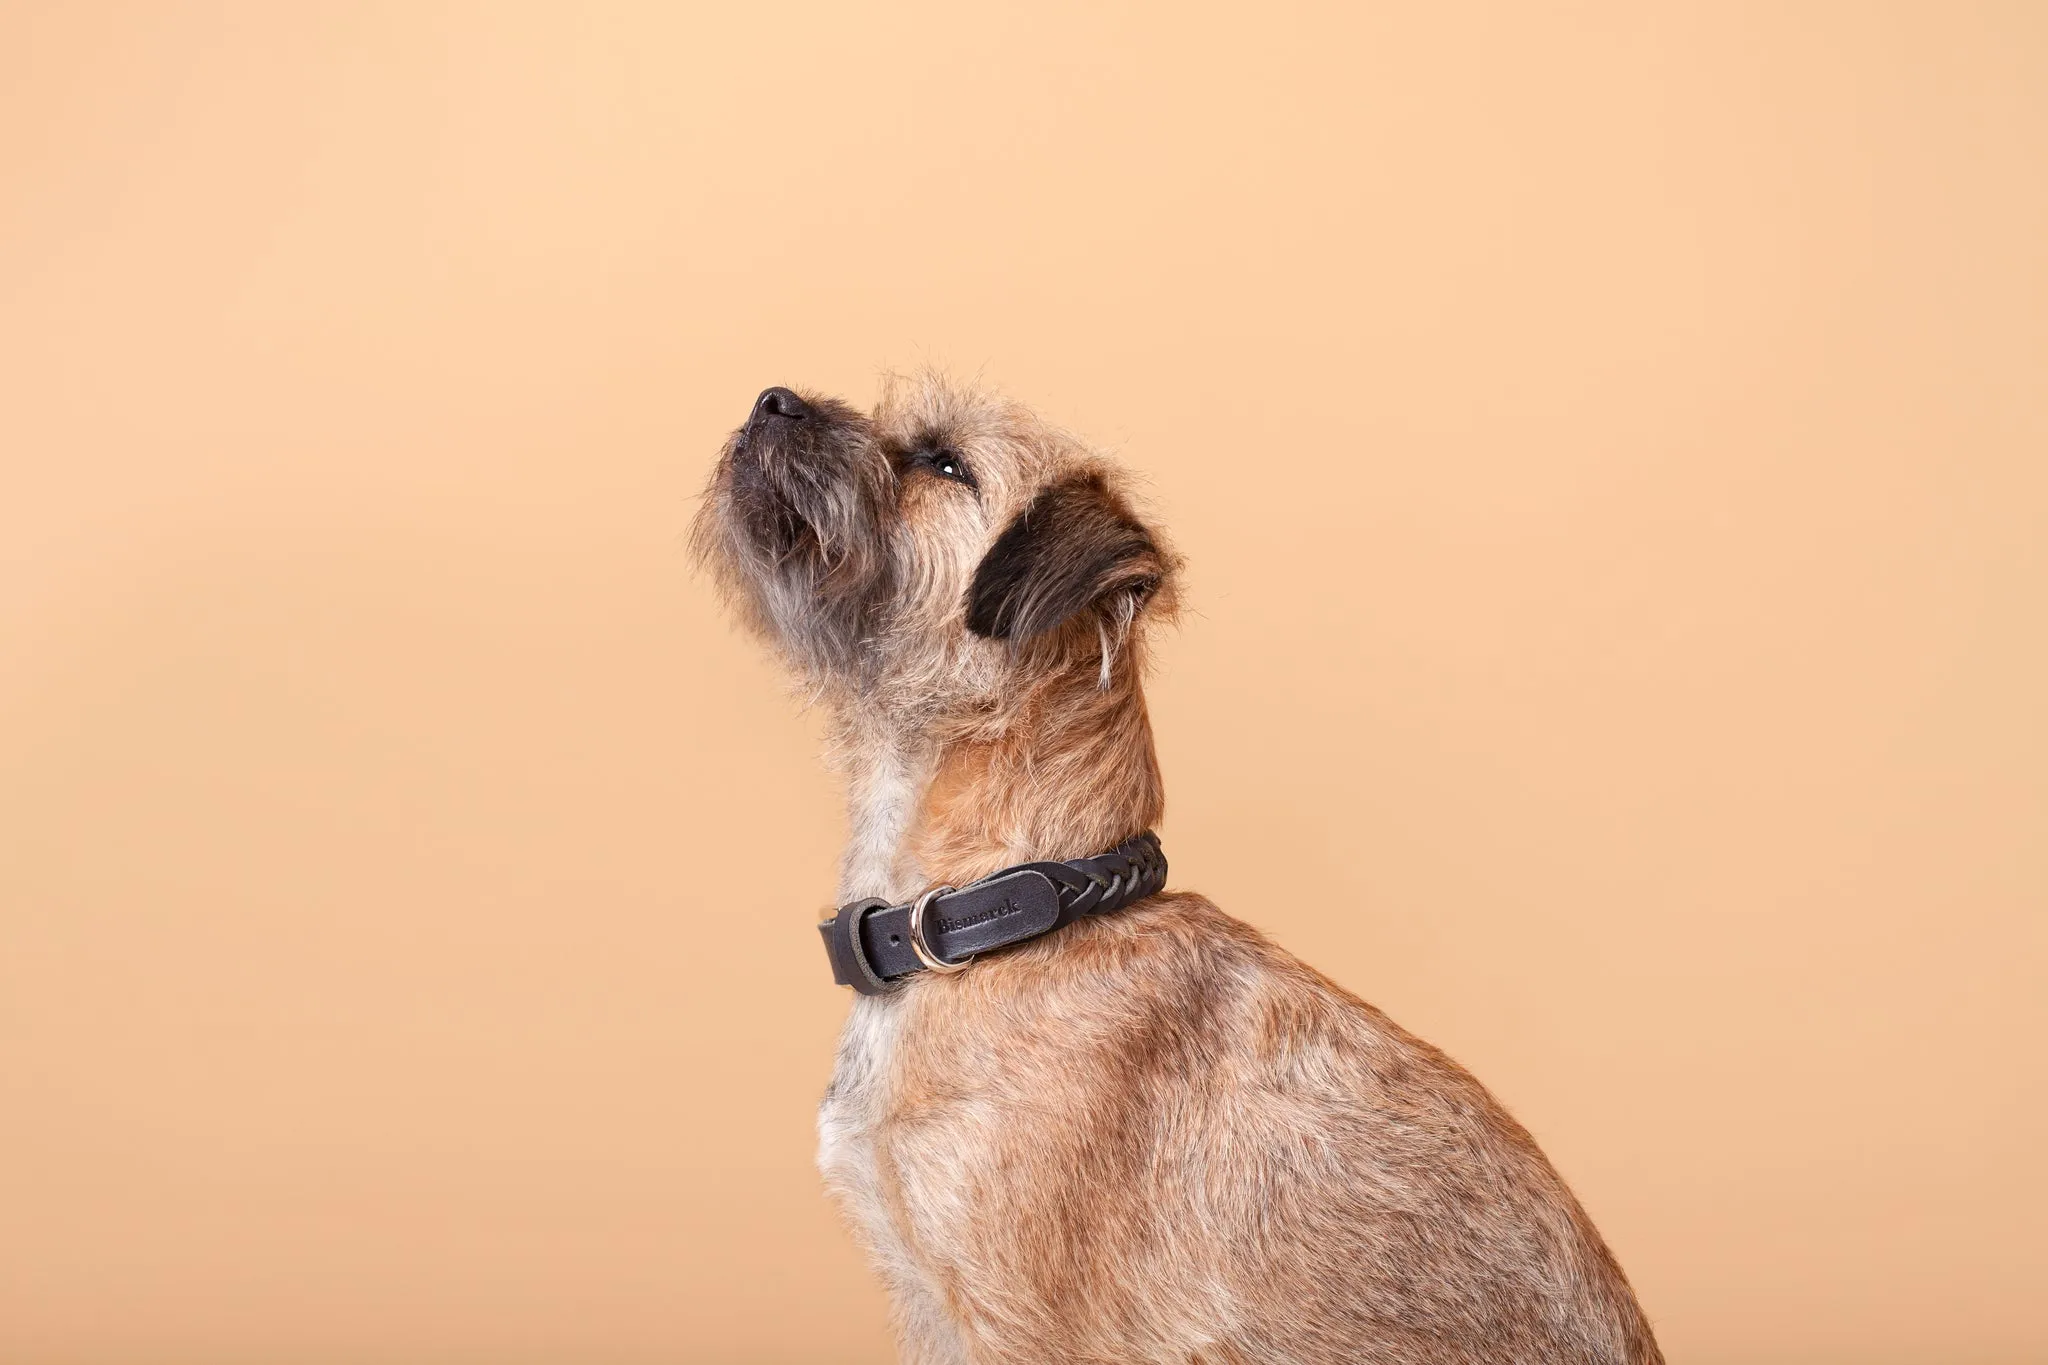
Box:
[692, 373, 1662, 1365]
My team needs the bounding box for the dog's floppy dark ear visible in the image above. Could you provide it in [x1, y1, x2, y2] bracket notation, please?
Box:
[966, 472, 1166, 641]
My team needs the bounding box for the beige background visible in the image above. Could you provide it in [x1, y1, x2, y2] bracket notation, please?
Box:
[3, 4, 2044, 1362]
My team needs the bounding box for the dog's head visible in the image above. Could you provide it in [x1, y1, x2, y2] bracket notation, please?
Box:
[692, 373, 1177, 709]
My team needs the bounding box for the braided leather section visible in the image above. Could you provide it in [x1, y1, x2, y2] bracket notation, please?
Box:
[1002, 830, 1169, 922]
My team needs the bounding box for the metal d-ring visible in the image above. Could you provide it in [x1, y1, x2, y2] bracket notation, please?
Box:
[907, 885, 974, 974]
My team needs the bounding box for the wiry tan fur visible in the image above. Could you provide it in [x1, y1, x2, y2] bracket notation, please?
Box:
[694, 373, 1662, 1365]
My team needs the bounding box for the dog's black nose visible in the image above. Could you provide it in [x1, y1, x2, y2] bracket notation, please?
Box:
[753, 387, 809, 422]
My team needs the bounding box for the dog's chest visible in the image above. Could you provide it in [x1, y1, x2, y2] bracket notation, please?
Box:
[815, 995, 905, 1246]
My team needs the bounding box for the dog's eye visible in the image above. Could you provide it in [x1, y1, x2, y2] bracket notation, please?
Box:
[918, 449, 973, 486]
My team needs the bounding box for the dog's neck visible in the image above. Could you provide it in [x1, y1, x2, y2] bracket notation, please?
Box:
[833, 651, 1163, 905]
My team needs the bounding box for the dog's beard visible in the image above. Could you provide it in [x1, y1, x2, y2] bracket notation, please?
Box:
[712, 438, 899, 685]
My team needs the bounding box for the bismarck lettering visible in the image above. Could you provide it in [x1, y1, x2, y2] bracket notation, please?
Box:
[938, 896, 1027, 934]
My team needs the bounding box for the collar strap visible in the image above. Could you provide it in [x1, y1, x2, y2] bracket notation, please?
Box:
[818, 832, 1167, 995]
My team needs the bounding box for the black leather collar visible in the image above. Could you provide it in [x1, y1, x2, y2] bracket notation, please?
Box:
[818, 832, 1167, 994]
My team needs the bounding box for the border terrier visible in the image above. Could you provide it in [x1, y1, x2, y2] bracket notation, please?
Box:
[693, 374, 1662, 1365]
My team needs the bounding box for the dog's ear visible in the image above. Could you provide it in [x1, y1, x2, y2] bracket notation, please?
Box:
[966, 472, 1167, 641]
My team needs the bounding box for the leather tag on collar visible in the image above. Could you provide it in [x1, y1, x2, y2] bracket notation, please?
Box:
[922, 868, 1061, 963]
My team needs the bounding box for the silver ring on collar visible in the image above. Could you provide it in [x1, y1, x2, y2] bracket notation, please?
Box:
[907, 885, 974, 974]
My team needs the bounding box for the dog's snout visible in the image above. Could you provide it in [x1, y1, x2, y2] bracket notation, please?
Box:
[753, 387, 810, 423]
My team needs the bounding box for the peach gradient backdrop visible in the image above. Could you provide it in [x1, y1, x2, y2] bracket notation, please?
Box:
[4, 4, 2044, 1363]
